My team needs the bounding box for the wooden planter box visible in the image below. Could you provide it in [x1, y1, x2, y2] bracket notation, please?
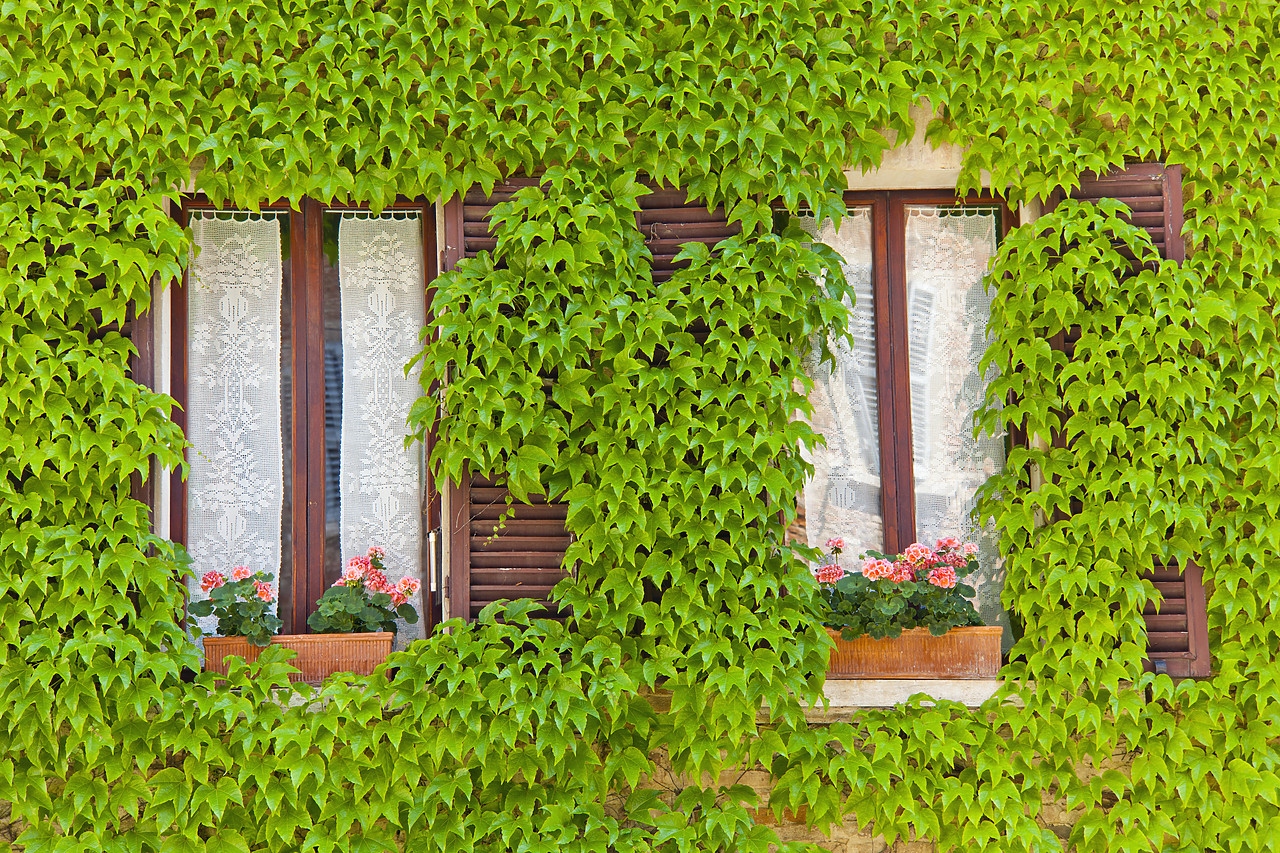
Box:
[826, 626, 1002, 679]
[203, 632, 393, 683]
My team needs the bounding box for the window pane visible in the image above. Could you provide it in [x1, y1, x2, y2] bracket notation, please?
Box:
[185, 213, 287, 634]
[903, 204, 1007, 631]
[795, 208, 884, 554]
[334, 212, 426, 645]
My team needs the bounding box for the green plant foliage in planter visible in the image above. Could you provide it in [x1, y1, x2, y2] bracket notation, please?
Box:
[307, 546, 420, 635]
[188, 568, 283, 647]
[815, 538, 984, 639]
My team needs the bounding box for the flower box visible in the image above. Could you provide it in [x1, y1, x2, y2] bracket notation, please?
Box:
[826, 626, 1002, 679]
[203, 632, 393, 684]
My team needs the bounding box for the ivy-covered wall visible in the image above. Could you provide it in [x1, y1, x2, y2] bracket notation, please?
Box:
[2, 1, 1278, 851]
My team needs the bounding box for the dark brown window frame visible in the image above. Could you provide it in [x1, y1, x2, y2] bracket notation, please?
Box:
[171, 195, 438, 634]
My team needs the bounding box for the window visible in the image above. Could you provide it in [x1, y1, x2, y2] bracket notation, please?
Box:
[791, 191, 1012, 629]
[171, 198, 438, 639]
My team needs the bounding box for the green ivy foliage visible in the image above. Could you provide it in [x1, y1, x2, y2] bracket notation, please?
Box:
[2, 1, 1279, 851]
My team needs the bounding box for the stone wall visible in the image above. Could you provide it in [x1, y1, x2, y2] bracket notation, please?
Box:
[739, 733, 1133, 852]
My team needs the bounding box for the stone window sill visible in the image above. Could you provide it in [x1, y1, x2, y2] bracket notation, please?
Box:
[813, 678, 1003, 717]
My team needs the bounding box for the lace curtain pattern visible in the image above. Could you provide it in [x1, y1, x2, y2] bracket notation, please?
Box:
[186, 214, 285, 636]
[904, 205, 1008, 634]
[338, 214, 426, 647]
[798, 209, 884, 553]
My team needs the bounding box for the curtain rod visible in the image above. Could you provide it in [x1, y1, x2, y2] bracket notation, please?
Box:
[330, 209, 421, 219]
[189, 209, 289, 220]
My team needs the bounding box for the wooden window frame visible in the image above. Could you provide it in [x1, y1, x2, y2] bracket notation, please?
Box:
[170, 195, 438, 634]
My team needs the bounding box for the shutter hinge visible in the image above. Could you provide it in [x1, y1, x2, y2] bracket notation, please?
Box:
[444, 576, 451, 599]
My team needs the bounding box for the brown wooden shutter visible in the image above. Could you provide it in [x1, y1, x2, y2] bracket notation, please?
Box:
[447, 471, 572, 620]
[636, 186, 739, 281]
[74, 285, 155, 512]
[441, 182, 736, 621]
[1142, 560, 1209, 677]
[443, 181, 572, 621]
[1045, 162, 1209, 677]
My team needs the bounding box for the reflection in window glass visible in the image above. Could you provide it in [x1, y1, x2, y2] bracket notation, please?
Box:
[903, 204, 1006, 630]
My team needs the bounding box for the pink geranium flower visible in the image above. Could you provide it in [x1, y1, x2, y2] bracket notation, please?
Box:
[935, 537, 961, 550]
[200, 571, 226, 592]
[862, 559, 894, 581]
[254, 580, 275, 602]
[343, 556, 371, 581]
[963, 542, 979, 556]
[890, 561, 917, 584]
[928, 566, 957, 588]
[230, 566, 252, 581]
[365, 568, 390, 594]
[814, 563, 844, 584]
[902, 542, 934, 564]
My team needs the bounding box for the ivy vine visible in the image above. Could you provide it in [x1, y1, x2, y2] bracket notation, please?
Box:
[2, 1, 1279, 851]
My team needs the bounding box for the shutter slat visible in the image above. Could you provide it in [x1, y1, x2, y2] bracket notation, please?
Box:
[473, 503, 567, 521]
[470, 486, 548, 503]
[1148, 632, 1193, 653]
[470, 551, 566, 569]
[470, 518, 570, 536]
[471, 534, 572, 552]
[1143, 599, 1188, 616]
[472, 569, 570, 585]
[470, 602, 564, 619]
[1144, 614, 1188, 632]
[1069, 180, 1163, 201]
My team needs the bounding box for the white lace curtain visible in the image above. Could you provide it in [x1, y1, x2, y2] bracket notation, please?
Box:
[338, 213, 426, 647]
[798, 209, 884, 553]
[904, 205, 1008, 632]
[185, 214, 285, 635]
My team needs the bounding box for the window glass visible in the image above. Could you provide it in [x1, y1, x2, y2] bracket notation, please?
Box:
[185, 212, 289, 635]
[183, 208, 427, 644]
[333, 211, 427, 641]
[903, 204, 1006, 627]
[795, 208, 883, 553]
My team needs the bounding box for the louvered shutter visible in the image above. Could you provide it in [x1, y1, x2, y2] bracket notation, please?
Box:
[1046, 162, 1209, 677]
[444, 181, 571, 621]
[442, 182, 736, 621]
[447, 471, 572, 620]
[636, 186, 739, 281]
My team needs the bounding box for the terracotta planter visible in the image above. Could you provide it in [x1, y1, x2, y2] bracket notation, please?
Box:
[826, 626, 1002, 679]
[203, 632, 393, 683]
